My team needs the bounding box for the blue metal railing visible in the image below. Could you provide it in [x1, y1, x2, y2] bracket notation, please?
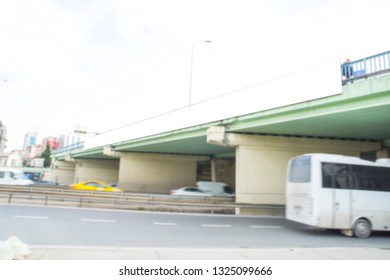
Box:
[341, 50, 390, 85]
[53, 141, 84, 154]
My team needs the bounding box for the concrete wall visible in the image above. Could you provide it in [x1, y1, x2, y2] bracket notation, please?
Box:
[51, 160, 76, 185]
[377, 148, 390, 159]
[211, 158, 236, 189]
[118, 152, 209, 193]
[74, 159, 119, 183]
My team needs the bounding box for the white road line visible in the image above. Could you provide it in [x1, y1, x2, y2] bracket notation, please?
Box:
[80, 218, 116, 223]
[153, 222, 177, 226]
[250, 225, 283, 229]
[201, 224, 232, 228]
[13, 215, 49, 220]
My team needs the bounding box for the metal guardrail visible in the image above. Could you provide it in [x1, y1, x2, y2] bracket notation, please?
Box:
[341, 50, 390, 85]
[0, 186, 285, 215]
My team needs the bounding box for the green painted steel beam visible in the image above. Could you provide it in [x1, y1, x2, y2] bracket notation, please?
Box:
[54, 74, 390, 160]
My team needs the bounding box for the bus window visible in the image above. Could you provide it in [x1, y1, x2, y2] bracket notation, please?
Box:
[322, 162, 349, 189]
[289, 156, 311, 183]
[352, 165, 390, 192]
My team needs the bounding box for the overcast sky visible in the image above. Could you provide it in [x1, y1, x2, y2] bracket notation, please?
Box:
[1, 0, 389, 151]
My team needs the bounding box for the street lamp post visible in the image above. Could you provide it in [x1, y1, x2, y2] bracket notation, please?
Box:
[189, 40, 211, 106]
[75, 106, 100, 136]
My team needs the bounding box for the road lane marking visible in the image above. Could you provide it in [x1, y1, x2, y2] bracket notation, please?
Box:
[201, 224, 232, 228]
[153, 222, 177, 226]
[81, 218, 116, 223]
[13, 215, 49, 220]
[250, 225, 283, 229]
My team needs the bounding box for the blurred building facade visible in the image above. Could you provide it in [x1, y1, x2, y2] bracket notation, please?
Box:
[42, 136, 59, 151]
[0, 121, 7, 153]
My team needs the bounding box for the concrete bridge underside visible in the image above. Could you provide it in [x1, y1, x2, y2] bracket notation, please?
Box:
[51, 74, 390, 213]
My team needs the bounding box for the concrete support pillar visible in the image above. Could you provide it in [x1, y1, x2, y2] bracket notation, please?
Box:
[51, 159, 76, 185]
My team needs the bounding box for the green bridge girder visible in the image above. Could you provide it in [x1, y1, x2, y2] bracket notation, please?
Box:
[54, 74, 390, 161]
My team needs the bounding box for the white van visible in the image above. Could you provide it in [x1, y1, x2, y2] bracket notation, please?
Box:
[0, 168, 34, 186]
[196, 181, 235, 197]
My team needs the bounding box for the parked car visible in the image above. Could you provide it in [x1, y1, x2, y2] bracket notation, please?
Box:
[170, 186, 213, 196]
[70, 180, 123, 192]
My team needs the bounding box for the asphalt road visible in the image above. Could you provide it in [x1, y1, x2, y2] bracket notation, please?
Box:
[1, 204, 389, 249]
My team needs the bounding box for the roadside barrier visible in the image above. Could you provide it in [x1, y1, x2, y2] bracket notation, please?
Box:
[0, 186, 284, 215]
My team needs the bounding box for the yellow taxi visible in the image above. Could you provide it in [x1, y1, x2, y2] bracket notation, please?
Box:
[70, 180, 123, 192]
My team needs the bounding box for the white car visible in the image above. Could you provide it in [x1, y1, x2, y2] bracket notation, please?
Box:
[0, 168, 34, 186]
[196, 181, 235, 197]
[170, 187, 213, 197]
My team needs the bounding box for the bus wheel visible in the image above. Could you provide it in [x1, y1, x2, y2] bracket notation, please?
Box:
[353, 218, 371, 238]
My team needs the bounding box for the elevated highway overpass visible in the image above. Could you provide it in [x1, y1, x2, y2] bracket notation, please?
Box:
[52, 51, 390, 214]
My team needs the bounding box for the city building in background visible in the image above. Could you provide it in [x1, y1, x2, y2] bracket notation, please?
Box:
[2, 149, 24, 167]
[42, 136, 59, 151]
[0, 121, 8, 166]
[0, 125, 66, 167]
[23, 131, 37, 153]
[58, 133, 84, 149]
[0, 121, 8, 153]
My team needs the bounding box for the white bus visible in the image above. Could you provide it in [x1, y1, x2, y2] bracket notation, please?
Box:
[286, 153, 390, 238]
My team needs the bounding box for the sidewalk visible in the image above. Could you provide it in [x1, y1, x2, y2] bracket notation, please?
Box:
[26, 246, 390, 260]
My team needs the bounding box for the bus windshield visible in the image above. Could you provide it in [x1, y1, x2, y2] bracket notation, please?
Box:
[289, 156, 311, 183]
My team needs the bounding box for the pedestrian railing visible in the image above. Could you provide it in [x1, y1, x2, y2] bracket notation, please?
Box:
[341, 50, 390, 85]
